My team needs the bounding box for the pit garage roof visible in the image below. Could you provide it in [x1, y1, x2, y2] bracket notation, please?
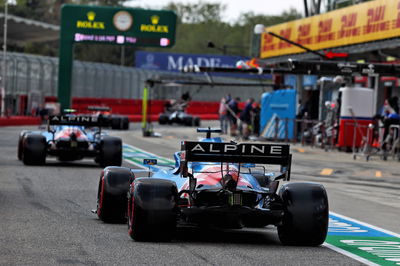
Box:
[259, 37, 400, 65]
[0, 13, 59, 45]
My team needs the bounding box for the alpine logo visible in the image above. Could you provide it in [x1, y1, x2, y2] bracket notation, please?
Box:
[50, 116, 98, 123]
[184, 142, 288, 156]
[48, 115, 105, 126]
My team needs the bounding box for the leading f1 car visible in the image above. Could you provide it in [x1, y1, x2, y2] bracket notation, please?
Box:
[96, 128, 328, 245]
[18, 115, 122, 167]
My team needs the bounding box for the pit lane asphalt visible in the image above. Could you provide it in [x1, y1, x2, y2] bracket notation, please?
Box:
[1, 123, 399, 265]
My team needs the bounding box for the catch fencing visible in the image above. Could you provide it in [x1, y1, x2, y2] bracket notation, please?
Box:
[0, 52, 269, 115]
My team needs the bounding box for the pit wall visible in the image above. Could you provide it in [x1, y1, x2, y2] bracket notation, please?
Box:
[0, 96, 233, 126]
[67, 97, 220, 121]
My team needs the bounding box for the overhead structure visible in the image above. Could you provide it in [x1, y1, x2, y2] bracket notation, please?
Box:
[0, 13, 59, 45]
[184, 59, 400, 114]
[254, 0, 400, 64]
[184, 60, 400, 77]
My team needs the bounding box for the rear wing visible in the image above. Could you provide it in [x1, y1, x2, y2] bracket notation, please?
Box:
[48, 115, 109, 127]
[181, 141, 292, 179]
[182, 141, 290, 164]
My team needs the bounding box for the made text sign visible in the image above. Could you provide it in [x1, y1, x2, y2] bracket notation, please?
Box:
[260, 0, 400, 58]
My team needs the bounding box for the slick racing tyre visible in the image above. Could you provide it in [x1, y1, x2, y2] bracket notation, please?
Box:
[128, 178, 178, 241]
[18, 130, 29, 160]
[97, 167, 132, 223]
[278, 182, 329, 246]
[158, 114, 169, 125]
[22, 134, 46, 165]
[121, 116, 130, 130]
[111, 117, 122, 129]
[99, 136, 122, 167]
[193, 117, 201, 127]
[182, 116, 193, 126]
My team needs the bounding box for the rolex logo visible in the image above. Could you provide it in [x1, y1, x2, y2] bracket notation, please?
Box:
[151, 15, 159, 25]
[87, 11, 96, 21]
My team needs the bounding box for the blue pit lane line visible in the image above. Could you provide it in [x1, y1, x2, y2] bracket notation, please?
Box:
[123, 143, 400, 265]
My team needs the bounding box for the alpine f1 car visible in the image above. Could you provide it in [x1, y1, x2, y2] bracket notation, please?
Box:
[18, 115, 122, 167]
[87, 106, 130, 130]
[95, 128, 328, 245]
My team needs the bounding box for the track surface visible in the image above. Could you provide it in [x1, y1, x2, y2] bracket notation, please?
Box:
[1, 123, 399, 265]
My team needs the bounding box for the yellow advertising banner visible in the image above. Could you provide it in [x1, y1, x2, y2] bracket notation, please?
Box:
[260, 0, 400, 58]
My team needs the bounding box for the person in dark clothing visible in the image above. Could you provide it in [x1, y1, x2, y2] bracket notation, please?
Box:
[38, 104, 49, 124]
[227, 97, 240, 136]
[181, 92, 191, 102]
[252, 101, 261, 136]
[240, 98, 254, 139]
[383, 112, 400, 145]
[388, 96, 399, 114]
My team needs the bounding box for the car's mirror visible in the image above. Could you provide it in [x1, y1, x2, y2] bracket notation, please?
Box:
[143, 159, 157, 166]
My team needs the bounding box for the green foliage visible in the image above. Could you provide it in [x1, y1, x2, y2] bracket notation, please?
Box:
[73, 0, 126, 6]
[164, 2, 226, 23]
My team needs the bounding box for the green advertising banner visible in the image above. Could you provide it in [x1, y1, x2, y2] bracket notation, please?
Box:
[58, 4, 177, 110]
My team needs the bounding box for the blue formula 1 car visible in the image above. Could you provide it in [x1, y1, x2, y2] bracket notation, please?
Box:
[17, 115, 122, 167]
[96, 128, 329, 245]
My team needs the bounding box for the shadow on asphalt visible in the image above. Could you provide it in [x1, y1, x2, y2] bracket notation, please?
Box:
[11, 160, 102, 168]
[172, 226, 280, 245]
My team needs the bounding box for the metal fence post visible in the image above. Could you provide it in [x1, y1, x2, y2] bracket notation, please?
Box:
[274, 116, 279, 142]
[285, 118, 289, 143]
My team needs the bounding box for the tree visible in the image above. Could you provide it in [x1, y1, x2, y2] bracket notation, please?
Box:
[164, 2, 225, 24]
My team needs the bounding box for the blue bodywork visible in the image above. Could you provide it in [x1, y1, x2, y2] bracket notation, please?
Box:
[140, 136, 275, 210]
[23, 124, 109, 161]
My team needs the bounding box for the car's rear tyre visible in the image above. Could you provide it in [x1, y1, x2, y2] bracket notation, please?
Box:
[128, 178, 178, 241]
[97, 167, 132, 223]
[18, 131, 29, 160]
[99, 136, 122, 167]
[121, 116, 130, 130]
[111, 117, 122, 129]
[183, 116, 193, 126]
[22, 134, 46, 165]
[158, 114, 168, 125]
[193, 117, 201, 127]
[278, 182, 328, 246]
